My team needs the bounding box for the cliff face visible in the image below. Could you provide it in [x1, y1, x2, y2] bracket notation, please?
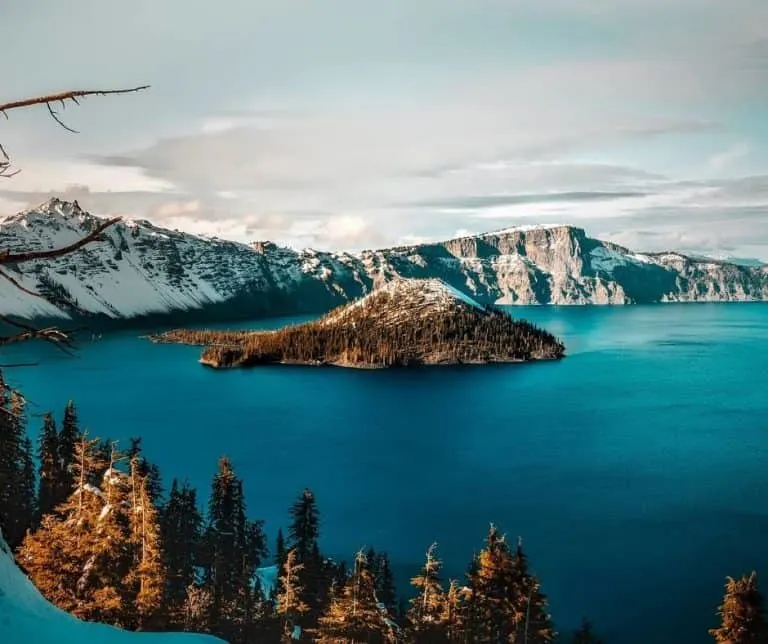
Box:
[0, 199, 765, 324]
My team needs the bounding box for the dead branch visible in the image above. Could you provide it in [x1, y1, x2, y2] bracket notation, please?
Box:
[0, 216, 121, 264]
[0, 84, 147, 356]
[0, 85, 149, 176]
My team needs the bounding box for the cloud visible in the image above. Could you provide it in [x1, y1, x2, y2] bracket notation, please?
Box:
[708, 143, 750, 172]
[411, 191, 649, 211]
[2, 0, 768, 259]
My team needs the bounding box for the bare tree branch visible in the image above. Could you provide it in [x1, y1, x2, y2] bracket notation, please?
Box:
[0, 85, 149, 177]
[0, 84, 147, 356]
[0, 216, 121, 264]
[0, 86, 149, 118]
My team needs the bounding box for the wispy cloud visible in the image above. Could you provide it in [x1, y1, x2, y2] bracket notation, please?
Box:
[2, 0, 768, 258]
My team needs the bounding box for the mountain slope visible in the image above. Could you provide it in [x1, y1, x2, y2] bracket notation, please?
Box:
[153, 278, 565, 368]
[0, 530, 222, 644]
[1, 199, 766, 324]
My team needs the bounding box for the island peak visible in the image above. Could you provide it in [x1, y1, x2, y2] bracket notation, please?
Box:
[152, 278, 565, 369]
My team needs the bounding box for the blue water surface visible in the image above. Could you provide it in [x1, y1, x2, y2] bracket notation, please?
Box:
[3, 303, 768, 643]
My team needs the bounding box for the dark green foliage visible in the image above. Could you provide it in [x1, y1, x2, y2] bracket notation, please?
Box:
[374, 551, 397, 615]
[201, 457, 266, 643]
[57, 400, 80, 499]
[160, 478, 203, 620]
[37, 413, 59, 520]
[127, 437, 163, 503]
[572, 618, 604, 644]
[288, 488, 326, 624]
[0, 383, 36, 549]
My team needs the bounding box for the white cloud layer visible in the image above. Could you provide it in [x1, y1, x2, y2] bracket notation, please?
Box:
[2, 0, 768, 258]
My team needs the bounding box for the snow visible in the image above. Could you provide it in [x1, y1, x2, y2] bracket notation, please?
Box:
[441, 281, 485, 310]
[0, 530, 224, 643]
[488, 224, 568, 235]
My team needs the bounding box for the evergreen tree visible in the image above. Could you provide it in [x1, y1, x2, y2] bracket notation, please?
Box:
[710, 572, 766, 644]
[375, 552, 397, 616]
[18, 433, 110, 620]
[466, 525, 554, 643]
[202, 456, 266, 642]
[127, 437, 163, 503]
[408, 543, 448, 642]
[287, 488, 325, 622]
[37, 412, 59, 519]
[127, 459, 167, 630]
[276, 528, 287, 568]
[0, 391, 36, 548]
[57, 400, 80, 500]
[442, 579, 464, 643]
[513, 538, 554, 644]
[18, 436, 37, 537]
[277, 549, 310, 642]
[572, 618, 603, 644]
[161, 478, 203, 619]
[315, 549, 394, 643]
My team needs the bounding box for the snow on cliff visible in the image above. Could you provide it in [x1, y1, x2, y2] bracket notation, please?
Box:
[1, 198, 766, 322]
[0, 530, 223, 644]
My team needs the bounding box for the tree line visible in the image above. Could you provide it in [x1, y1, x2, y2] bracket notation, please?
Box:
[0, 374, 764, 643]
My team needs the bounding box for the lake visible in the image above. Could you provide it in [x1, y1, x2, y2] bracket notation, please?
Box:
[3, 303, 768, 643]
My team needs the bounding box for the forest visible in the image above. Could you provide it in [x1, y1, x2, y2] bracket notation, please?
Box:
[152, 284, 566, 369]
[0, 369, 763, 644]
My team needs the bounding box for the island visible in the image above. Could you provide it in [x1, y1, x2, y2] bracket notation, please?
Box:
[150, 278, 566, 369]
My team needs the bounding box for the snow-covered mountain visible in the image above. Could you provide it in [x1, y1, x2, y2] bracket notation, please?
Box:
[0, 530, 222, 644]
[1, 198, 766, 324]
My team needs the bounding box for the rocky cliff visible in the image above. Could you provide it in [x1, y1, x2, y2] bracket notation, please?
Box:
[0, 199, 765, 324]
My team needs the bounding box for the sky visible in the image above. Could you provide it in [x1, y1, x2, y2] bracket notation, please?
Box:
[2, 0, 768, 259]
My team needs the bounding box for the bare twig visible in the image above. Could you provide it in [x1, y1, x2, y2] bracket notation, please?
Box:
[0, 86, 149, 119]
[0, 84, 147, 354]
[0, 85, 149, 176]
[0, 216, 121, 264]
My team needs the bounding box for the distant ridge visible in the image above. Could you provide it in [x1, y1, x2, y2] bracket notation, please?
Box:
[0, 198, 766, 325]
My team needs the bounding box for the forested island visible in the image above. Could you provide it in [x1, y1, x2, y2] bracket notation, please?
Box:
[150, 278, 566, 369]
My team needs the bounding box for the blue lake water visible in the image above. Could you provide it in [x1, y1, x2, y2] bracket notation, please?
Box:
[3, 303, 768, 643]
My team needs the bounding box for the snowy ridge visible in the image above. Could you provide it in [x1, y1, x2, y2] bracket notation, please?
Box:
[0, 530, 223, 643]
[1, 198, 766, 323]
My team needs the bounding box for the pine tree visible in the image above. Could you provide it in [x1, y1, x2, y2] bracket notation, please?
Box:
[161, 478, 203, 620]
[513, 538, 555, 644]
[710, 572, 766, 644]
[37, 412, 60, 520]
[18, 436, 37, 536]
[443, 579, 464, 643]
[408, 543, 448, 642]
[315, 549, 394, 643]
[276, 528, 287, 568]
[202, 456, 266, 642]
[277, 549, 310, 642]
[466, 525, 554, 644]
[128, 460, 167, 630]
[572, 618, 603, 644]
[18, 433, 108, 620]
[0, 391, 36, 549]
[287, 488, 325, 623]
[375, 552, 397, 616]
[57, 400, 80, 501]
[127, 437, 163, 503]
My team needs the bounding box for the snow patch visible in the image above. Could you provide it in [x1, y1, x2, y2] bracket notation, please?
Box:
[0, 530, 223, 643]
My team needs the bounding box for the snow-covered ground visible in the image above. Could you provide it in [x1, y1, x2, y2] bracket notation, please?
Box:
[0, 531, 224, 643]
